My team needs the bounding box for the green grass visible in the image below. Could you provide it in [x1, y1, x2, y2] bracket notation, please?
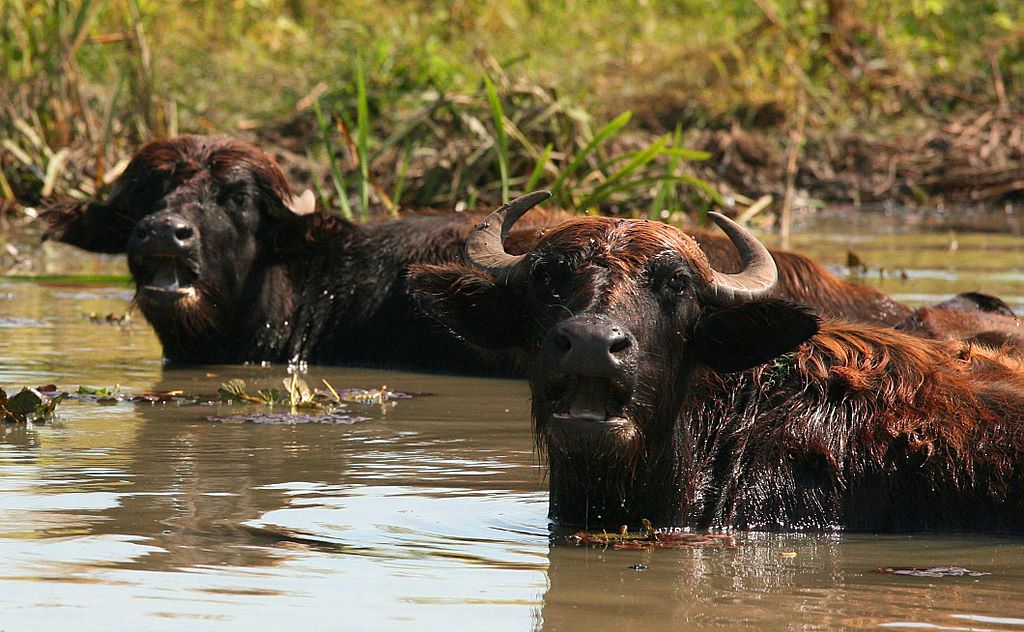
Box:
[483, 74, 510, 205]
[1, 274, 132, 285]
[1, 0, 1021, 217]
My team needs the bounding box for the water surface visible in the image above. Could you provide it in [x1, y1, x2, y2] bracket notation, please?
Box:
[1, 212, 1023, 630]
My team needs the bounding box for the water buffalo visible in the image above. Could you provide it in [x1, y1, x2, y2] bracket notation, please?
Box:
[410, 193, 1024, 532]
[41, 136, 559, 373]
[897, 291, 1023, 354]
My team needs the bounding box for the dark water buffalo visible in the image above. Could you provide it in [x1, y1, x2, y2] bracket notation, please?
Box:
[410, 193, 1024, 532]
[41, 136, 558, 373]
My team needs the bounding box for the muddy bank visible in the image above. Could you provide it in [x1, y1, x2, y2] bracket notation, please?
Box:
[686, 107, 1023, 207]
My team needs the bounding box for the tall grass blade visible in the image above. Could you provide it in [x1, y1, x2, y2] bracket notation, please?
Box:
[652, 124, 683, 220]
[101, 72, 127, 149]
[313, 98, 352, 220]
[0, 166, 15, 202]
[306, 149, 330, 211]
[390, 141, 413, 213]
[551, 111, 632, 198]
[42, 148, 70, 198]
[577, 136, 669, 211]
[355, 56, 371, 220]
[483, 74, 509, 203]
[70, 0, 95, 42]
[372, 97, 447, 161]
[2, 140, 35, 170]
[525, 143, 553, 192]
[675, 174, 725, 207]
[661, 148, 712, 161]
[65, 0, 96, 62]
[582, 175, 721, 209]
[125, 0, 155, 135]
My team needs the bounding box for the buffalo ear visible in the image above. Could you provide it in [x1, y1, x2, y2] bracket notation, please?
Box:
[270, 211, 353, 255]
[408, 264, 527, 350]
[40, 200, 133, 254]
[284, 189, 317, 216]
[691, 300, 819, 373]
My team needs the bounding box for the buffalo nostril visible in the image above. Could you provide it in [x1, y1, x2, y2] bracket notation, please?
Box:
[133, 226, 149, 241]
[609, 335, 631, 355]
[554, 333, 572, 353]
[173, 225, 194, 242]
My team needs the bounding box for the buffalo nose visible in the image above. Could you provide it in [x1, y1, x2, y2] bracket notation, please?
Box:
[130, 214, 197, 254]
[547, 316, 634, 377]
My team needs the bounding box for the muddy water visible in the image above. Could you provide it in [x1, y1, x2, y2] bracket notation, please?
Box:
[1, 212, 1023, 630]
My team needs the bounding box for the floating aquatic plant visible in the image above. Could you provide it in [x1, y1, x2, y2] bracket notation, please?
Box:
[0, 386, 63, 423]
[3, 376, 415, 426]
[873, 566, 990, 578]
[569, 519, 736, 550]
[206, 412, 372, 425]
[84, 311, 131, 326]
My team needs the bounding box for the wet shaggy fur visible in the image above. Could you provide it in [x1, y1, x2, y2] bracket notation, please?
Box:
[410, 216, 1024, 532]
[41, 135, 559, 372]
[663, 324, 1024, 532]
[896, 292, 1023, 355]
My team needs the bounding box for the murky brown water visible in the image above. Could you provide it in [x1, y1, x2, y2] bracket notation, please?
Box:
[1, 211, 1023, 630]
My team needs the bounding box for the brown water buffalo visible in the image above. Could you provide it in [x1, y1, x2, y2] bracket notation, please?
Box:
[41, 136, 559, 373]
[410, 193, 1024, 532]
[896, 291, 1023, 353]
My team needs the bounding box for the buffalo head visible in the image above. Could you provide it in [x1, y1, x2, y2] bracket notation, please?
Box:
[42, 136, 320, 353]
[411, 193, 819, 524]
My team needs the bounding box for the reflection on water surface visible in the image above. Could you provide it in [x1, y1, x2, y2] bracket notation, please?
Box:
[1, 212, 1023, 630]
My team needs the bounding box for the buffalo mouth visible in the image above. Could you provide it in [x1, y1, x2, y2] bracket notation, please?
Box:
[542, 374, 635, 433]
[133, 254, 201, 304]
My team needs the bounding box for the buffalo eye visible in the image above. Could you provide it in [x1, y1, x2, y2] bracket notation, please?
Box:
[664, 269, 691, 294]
[217, 182, 251, 209]
[651, 265, 692, 298]
[648, 256, 694, 298]
[531, 259, 569, 301]
[230, 188, 251, 208]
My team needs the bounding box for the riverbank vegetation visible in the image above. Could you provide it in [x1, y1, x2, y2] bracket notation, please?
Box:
[2, 0, 1022, 229]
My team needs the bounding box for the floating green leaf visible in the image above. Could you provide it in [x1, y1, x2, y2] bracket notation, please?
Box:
[1, 386, 63, 424]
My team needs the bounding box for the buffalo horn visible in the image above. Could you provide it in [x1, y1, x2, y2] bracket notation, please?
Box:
[464, 190, 551, 283]
[706, 211, 778, 303]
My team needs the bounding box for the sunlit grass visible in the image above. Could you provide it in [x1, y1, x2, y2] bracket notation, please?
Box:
[1, 0, 1020, 216]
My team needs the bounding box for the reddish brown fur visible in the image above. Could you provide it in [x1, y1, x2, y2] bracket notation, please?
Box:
[897, 303, 1023, 354]
[796, 323, 1022, 459]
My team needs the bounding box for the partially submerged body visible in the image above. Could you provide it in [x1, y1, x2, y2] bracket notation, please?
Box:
[896, 291, 1023, 354]
[411, 192, 1024, 532]
[41, 136, 558, 373]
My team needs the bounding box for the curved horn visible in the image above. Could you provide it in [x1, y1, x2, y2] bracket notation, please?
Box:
[465, 190, 551, 283]
[705, 211, 778, 304]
